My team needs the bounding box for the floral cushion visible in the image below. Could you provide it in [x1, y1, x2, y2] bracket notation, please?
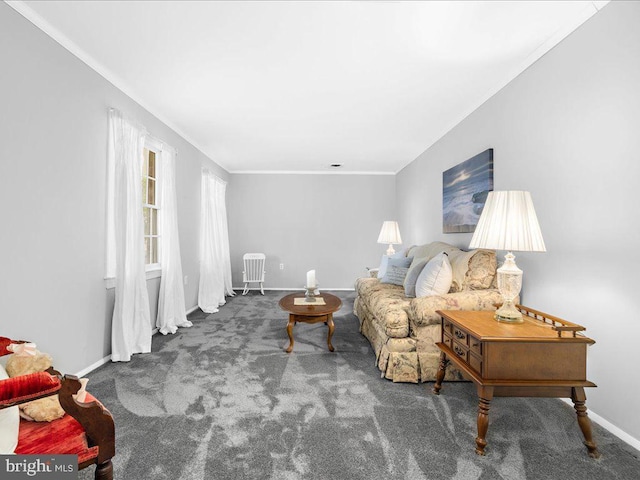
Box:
[409, 289, 505, 329]
[463, 249, 497, 290]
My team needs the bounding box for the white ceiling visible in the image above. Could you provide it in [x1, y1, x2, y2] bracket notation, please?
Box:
[10, 1, 608, 174]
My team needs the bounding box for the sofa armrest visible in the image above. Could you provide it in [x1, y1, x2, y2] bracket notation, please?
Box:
[355, 277, 411, 337]
[409, 289, 504, 330]
[0, 371, 62, 409]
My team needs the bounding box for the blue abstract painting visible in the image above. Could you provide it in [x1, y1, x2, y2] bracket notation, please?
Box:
[442, 149, 494, 233]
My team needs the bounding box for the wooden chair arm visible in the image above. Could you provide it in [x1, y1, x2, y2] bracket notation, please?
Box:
[58, 375, 115, 465]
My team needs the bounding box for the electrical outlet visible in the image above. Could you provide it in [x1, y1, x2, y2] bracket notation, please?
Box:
[183, 275, 188, 285]
[279, 263, 284, 270]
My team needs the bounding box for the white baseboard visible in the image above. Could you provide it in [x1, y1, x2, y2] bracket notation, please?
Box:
[75, 311, 195, 376]
[560, 398, 640, 452]
[74, 354, 111, 378]
[232, 287, 355, 292]
[186, 305, 200, 315]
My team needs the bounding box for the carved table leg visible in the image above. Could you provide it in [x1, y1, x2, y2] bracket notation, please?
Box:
[285, 315, 296, 353]
[94, 460, 113, 480]
[571, 387, 600, 458]
[475, 386, 494, 455]
[432, 351, 449, 395]
[326, 314, 335, 352]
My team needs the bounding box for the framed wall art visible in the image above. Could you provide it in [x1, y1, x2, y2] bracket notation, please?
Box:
[442, 149, 494, 233]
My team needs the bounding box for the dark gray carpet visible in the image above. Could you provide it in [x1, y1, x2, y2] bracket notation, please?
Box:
[80, 291, 639, 479]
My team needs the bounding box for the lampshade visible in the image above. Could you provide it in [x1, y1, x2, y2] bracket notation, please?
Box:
[469, 191, 545, 323]
[377, 221, 402, 245]
[469, 191, 546, 252]
[377, 221, 402, 256]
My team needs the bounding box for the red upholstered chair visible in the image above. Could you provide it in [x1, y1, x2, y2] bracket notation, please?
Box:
[0, 337, 115, 480]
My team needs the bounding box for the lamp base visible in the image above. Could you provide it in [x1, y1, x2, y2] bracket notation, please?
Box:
[495, 252, 524, 323]
[385, 244, 396, 256]
[494, 301, 523, 323]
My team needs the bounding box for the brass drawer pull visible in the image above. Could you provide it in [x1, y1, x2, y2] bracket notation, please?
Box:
[472, 342, 479, 347]
[455, 330, 465, 339]
[454, 345, 465, 356]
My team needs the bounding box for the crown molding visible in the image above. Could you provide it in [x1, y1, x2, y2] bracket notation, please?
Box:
[229, 170, 395, 176]
[5, 0, 229, 172]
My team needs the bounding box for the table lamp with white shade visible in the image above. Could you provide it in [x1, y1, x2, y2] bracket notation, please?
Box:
[377, 221, 402, 256]
[469, 191, 546, 323]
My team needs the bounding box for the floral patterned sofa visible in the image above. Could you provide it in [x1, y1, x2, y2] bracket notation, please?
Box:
[354, 241, 502, 383]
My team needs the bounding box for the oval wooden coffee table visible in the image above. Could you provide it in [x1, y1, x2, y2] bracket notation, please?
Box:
[278, 292, 342, 353]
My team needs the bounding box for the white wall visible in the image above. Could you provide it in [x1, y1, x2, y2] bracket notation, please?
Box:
[396, 1, 640, 444]
[227, 173, 396, 289]
[4, 0, 638, 447]
[0, 3, 227, 374]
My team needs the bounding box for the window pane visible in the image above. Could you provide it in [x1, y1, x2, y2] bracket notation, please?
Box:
[148, 178, 155, 205]
[142, 146, 160, 267]
[143, 207, 150, 235]
[151, 237, 158, 264]
[144, 237, 150, 265]
[148, 151, 156, 178]
[151, 208, 157, 235]
[143, 148, 149, 175]
[141, 176, 147, 204]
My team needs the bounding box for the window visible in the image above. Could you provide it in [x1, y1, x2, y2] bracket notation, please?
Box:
[142, 147, 160, 267]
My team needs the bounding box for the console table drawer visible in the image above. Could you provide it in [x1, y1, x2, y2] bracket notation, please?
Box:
[453, 327, 468, 344]
[469, 352, 482, 374]
[452, 341, 468, 362]
[469, 336, 482, 355]
[443, 319, 454, 335]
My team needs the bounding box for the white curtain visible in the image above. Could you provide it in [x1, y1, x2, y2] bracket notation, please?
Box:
[198, 170, 235, 313]
[107, 109, 152, 362]
[156, 146, 192, 334]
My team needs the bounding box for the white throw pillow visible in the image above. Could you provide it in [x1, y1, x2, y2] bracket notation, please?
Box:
[415, 252, 453, 298]
[0, 363, 19, 454]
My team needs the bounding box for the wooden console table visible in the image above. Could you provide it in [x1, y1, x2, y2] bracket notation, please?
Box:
[433, 306, 599, 458]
